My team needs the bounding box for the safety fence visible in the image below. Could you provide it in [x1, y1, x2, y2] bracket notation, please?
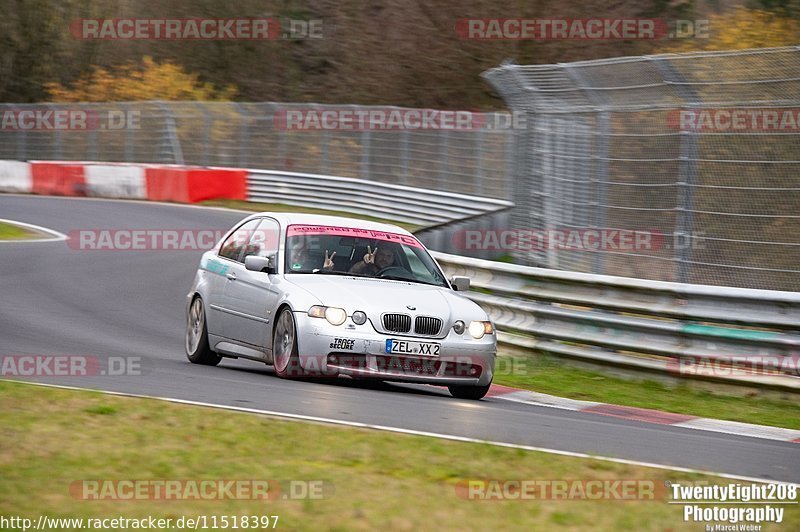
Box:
[0, 102, 514, 201]
[483, 46, 800, 291]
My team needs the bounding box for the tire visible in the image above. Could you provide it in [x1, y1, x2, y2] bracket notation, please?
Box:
[273, 308, 304, 378]
[448, 383, 491, 400]
[185, 296, 222, 366]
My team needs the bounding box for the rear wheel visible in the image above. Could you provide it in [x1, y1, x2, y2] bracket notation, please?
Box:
[273, 309, 303, 378]
[448, 383, 491, 400]
[186, 297, 221, 366]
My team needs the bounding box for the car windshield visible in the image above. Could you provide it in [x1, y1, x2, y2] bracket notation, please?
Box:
[284, 225, 448, 287]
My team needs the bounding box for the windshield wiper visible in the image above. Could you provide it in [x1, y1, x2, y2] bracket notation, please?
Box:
[314, 270, 371, 278]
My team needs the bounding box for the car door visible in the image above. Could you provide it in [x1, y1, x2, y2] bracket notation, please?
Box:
[219, 217, 281, 349]
[208, 218, 262, 338]
[205, 218, 261, 338]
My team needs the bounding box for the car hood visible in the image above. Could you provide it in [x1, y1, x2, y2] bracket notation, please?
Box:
[282, 274, 487, 324]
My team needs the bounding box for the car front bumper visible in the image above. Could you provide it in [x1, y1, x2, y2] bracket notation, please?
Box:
[292, 312, 496, 386]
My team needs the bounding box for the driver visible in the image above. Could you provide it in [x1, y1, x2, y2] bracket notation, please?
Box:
[349, 243, 397, 275]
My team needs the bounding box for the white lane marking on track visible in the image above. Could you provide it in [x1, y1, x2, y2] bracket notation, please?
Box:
[0, 218, 68, 243]
[491, 390, 800, 443]
[3, 379, 797, 487]
[672, 417, 800, 443]
[496, 390, 602, 411]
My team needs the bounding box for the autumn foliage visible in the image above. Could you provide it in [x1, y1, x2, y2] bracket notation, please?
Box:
[45, 57, 235, 102]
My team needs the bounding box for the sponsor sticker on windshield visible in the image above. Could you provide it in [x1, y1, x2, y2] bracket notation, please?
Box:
[287, 225, 422, 248]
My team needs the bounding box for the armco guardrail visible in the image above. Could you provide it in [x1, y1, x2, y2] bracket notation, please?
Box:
[247, 169, 513, 226]
[432, 251, 800, 391]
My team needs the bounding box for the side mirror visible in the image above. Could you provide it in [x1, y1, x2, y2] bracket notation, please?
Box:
[451, 276, 470, 292]
[245, 254, 276, 274]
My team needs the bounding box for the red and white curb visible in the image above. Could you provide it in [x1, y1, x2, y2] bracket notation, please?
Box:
[487, 384, 800, 444]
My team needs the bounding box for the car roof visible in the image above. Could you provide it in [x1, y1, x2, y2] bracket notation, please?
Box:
[243, 212, 414, 236]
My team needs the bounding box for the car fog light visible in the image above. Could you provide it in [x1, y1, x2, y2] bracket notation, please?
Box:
[352, 311, 367, 325]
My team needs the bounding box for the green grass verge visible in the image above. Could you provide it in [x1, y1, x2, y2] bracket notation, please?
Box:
[494, 354, 800, 430]
[1, 380, 783, 531]
[200, 199, 421, 232]
[0, 221, 36, 240]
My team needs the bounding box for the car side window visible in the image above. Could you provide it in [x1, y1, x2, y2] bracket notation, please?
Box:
[219, 219, 261, 262]
[242, 218, 280, 260]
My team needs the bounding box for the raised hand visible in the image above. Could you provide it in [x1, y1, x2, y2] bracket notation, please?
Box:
[323, 250, 336, 270]
[363, 246, 377, 264]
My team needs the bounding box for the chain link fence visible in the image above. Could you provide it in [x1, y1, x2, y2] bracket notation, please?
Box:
[0, 102, 514, 200]
[1, 46, 798, 291]
[484, 46, 800, 292]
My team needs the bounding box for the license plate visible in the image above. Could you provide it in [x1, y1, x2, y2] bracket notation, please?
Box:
[385, 339, 440, 356]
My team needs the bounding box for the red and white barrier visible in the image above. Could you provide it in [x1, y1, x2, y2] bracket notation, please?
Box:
[0, 160, 33, 192]
[144, 166, 247, 203]
[31, 161, 86, 196]
[85, 164, 146, 199]
[0, 160, 246, 203]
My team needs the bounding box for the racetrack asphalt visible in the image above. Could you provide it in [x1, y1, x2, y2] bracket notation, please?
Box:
[0, 194, 797, 482]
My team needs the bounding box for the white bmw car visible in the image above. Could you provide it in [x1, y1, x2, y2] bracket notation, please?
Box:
[185, 212, 496, 399]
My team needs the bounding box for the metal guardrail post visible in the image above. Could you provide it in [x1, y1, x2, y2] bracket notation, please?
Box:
[83, 103, 97, 161]
[201, 104, 211, 167]
[563, 64, 610, 275]
[156, 101, 184, 165]
[13, 106, 27, 160]
[124, 102, 135, 162]
[475, 126, 484, 196]
[235, 102, 250, 168]
[49, 103, 64, 160]
[360, 128, 371, 179]
[312, 103, 330, 175]
[649, 57, 699, 284]
[400, 128, 409, 185]
[439, 128, 450, 188]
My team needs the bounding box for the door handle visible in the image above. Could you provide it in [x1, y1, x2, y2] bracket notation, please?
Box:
[226, 272, 237, 281]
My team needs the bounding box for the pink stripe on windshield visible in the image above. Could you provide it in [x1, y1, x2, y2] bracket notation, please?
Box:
[286, 225, 423, 248]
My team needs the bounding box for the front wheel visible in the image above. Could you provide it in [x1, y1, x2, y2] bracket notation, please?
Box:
[186, 297, 221, 366]
[448, 383, 491, 400]
[273, 309, 304, 378]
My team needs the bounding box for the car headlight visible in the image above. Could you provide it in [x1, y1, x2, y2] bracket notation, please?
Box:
[307, 305, 347, 326]
[453, 320, 466, 334]
[468, 320, 493, 339]
[352, 310, 367, 325]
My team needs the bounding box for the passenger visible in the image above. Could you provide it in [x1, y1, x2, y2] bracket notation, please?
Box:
[288, 239, 334, 271]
